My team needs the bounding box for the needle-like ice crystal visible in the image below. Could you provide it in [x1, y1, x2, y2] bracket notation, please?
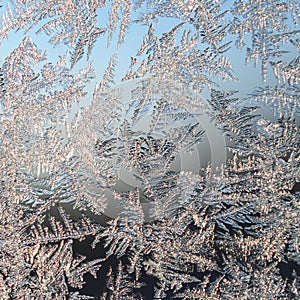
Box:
[0, 1, 299, 298]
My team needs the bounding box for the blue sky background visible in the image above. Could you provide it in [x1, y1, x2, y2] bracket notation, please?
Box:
[0, 0, 298, 109]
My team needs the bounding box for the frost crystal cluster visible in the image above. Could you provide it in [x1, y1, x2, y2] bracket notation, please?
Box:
[0, 0, 299, 299]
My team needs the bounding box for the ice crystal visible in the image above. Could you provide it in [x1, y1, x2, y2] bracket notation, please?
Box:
[0, 0, 299, 299]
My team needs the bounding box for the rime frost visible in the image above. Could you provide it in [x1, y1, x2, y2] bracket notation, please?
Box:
[0, 0, 299, 299]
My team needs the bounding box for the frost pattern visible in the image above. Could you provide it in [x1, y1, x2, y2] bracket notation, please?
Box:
[0, 0, 299, 299]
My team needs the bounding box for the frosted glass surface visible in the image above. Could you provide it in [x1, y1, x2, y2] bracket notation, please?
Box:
[0, 1, 299, 298]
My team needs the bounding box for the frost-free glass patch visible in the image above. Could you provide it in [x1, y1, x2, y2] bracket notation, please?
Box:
[0, 1, 299, 299]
